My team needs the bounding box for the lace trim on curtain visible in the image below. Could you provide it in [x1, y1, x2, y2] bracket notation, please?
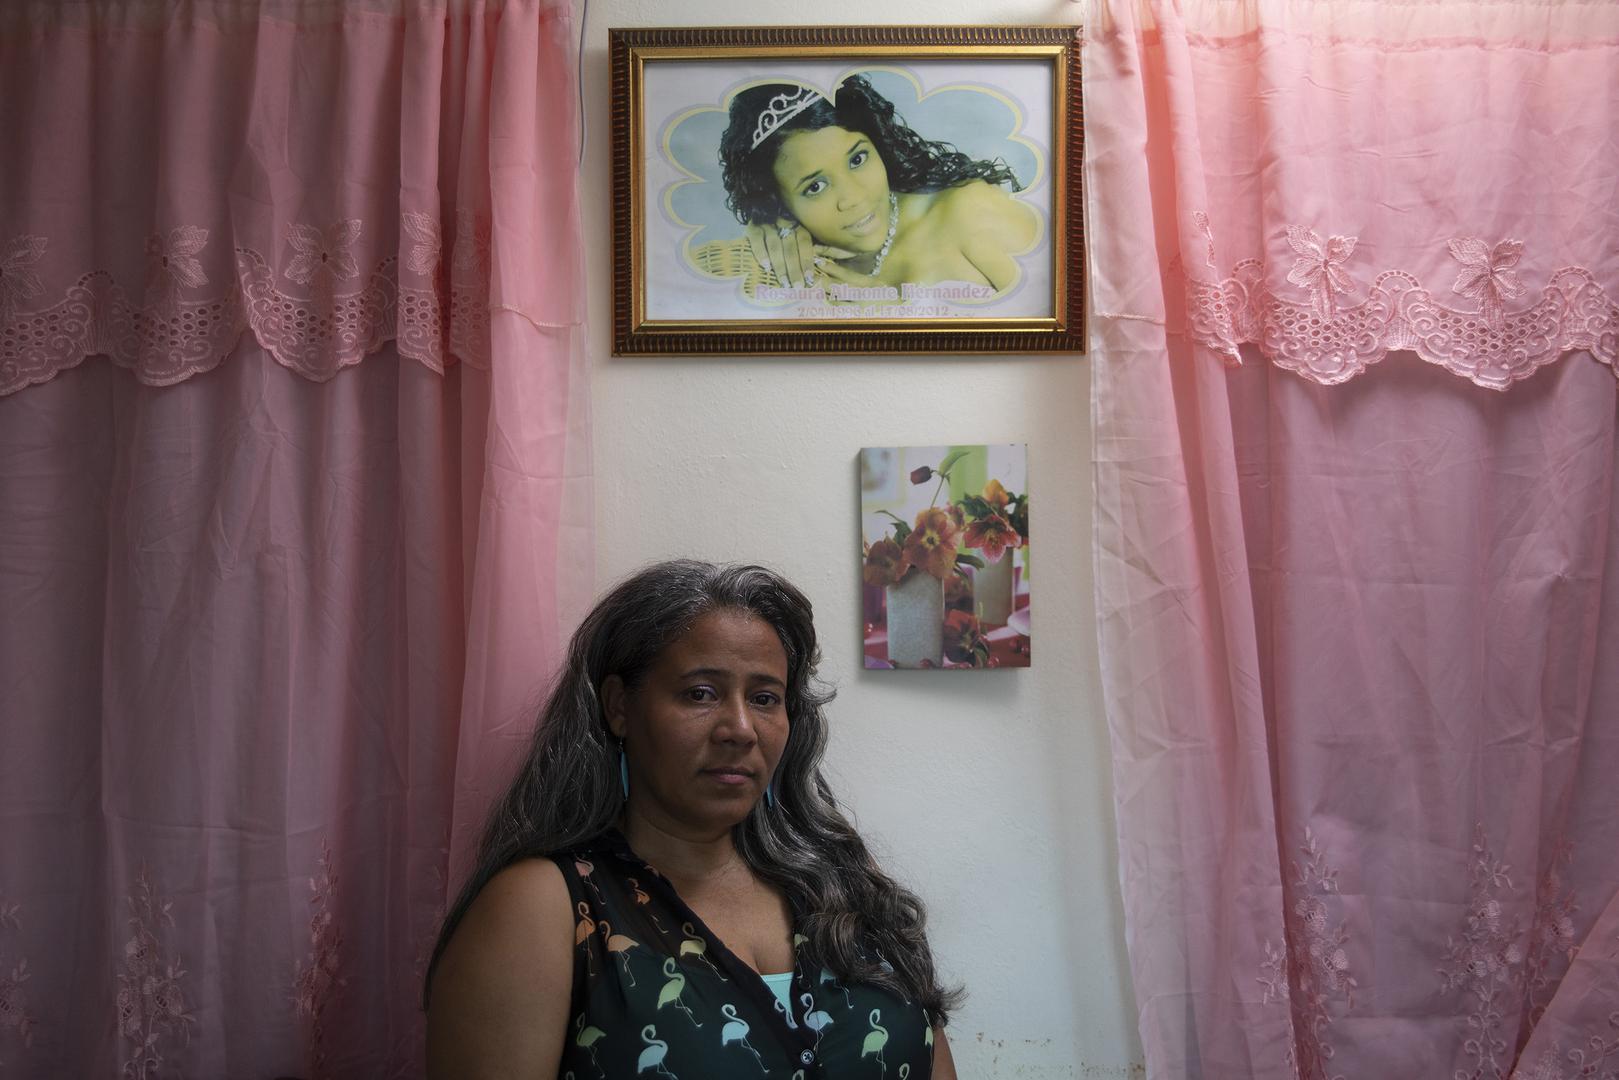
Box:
[1182, 227, 1618, 390]
[0, 216, 492, 396]
[1259, 828, 1357, 1080]
[0, 898, 36, 1060]
[1518, 1031, 1619, 1080]
[117, 868, 196, 1078]
[293, 841, 346, 1079]
[1177, 30, 1619, 55]
[0, 0, 532, 30]
[1091, 0, 1619, 50]
[1258, 825, 1602, 1080]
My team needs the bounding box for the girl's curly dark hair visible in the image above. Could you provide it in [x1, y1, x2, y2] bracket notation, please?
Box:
[719, 74, 1021, 226]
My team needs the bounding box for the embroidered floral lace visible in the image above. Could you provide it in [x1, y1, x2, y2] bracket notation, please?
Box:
[0, 213, 494, 396]
[1181, 228, 1618, 391]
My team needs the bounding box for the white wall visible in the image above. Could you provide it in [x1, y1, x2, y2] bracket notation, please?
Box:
[580, 1, 1142, 1075]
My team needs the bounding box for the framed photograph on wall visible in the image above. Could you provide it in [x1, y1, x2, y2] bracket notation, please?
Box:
[609, 26, 1084, 355]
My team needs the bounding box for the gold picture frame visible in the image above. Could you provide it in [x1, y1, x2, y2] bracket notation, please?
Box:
[609, 26, 1084, 356]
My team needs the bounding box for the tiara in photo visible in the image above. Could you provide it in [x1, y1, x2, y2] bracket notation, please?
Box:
[750, 86, 824, 150]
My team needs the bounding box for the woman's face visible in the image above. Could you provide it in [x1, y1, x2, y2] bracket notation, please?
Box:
[606, 609, 790, 838]
[771, 124, 893, 253]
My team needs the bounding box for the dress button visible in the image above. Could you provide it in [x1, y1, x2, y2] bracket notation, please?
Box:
[800, 1049, 815, 1065]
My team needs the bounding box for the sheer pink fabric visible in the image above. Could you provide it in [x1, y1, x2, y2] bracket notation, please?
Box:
[0, 1, 587, 1074]
[1086, 2, 1619, 1077]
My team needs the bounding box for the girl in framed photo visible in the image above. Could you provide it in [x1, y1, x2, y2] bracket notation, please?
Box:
[693, 74, 1039, 303]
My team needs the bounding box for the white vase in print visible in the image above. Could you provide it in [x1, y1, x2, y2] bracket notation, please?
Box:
[885, 569, 944, 668]
[973, 551, 1014, 626]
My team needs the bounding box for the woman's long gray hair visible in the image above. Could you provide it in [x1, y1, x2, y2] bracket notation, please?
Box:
[424, 559, 961, 1021]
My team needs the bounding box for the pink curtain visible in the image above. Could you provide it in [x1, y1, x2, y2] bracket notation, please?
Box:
[1086, 2, 1619, 1077]
[0, 1, 588, 1075]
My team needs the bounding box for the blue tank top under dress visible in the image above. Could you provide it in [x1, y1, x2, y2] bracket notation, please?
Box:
[553, 830, 935, 1079]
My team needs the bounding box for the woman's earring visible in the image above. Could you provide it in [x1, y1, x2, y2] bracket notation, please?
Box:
[764, 782, 776, 810]
[619, 748, 630, 798]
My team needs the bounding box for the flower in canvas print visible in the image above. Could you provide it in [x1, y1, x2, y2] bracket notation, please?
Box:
[860, 444, 1030, 670]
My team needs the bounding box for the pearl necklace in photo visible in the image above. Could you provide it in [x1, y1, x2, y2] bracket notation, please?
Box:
[867, 193, 899, 278]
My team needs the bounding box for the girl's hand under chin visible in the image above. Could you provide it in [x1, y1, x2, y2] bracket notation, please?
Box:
[745, 219, 854, 288]
[809, 253, 884, 291]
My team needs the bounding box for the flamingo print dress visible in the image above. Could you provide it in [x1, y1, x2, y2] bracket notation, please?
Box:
[553, 831, 935, 1079]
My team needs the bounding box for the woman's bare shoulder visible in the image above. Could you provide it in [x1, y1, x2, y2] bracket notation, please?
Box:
[426, 858, 575, 1078]
[483, 856, 571, 908]
[936, 178, 1019, 216]
[468, 859, 575, 962]
[432, 857, 574, 994]
[937, 180, 1036, 240]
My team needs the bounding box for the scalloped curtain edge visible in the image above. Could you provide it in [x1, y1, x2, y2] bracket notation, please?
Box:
[1178, 264, 1619, 391]
[0, 249, 581, 397]
[1085, 0, 1619, 48]
[0, 322, 480, 398]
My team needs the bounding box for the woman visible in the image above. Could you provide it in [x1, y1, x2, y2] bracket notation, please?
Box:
[694, 74, 1039, 300]
[426, 560, 960, 1078]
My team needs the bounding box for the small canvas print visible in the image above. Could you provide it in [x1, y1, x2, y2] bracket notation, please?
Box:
[860, 444, 1030, 670]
